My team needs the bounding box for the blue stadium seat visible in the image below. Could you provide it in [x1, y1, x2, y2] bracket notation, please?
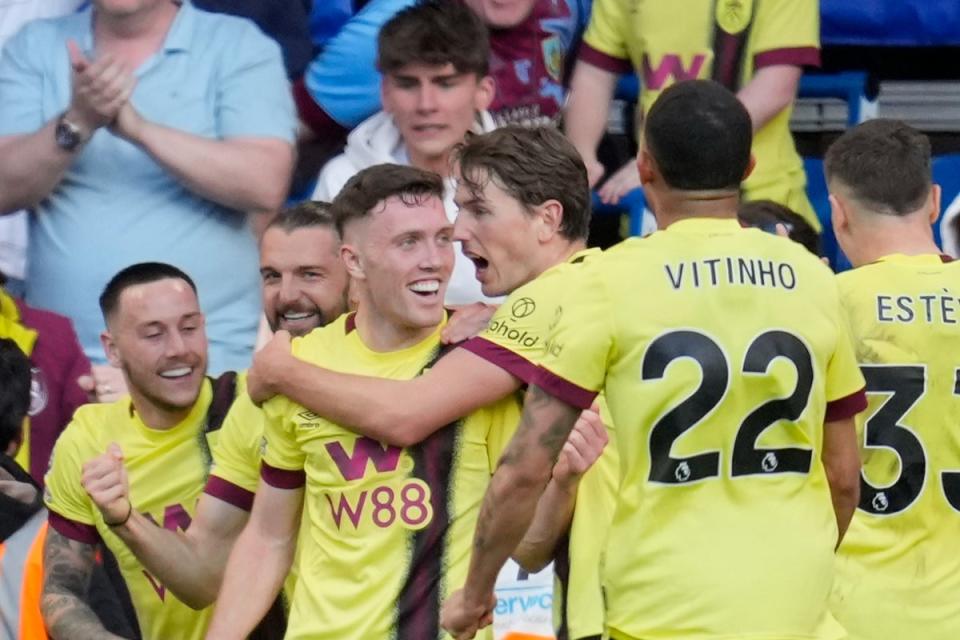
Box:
[803, 157, 851, 271]
[798, 71, 873, 128]
[932, 153, 960, 249]
[591, 189, 648, 237]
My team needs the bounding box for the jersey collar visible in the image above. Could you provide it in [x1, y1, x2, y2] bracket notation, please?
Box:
[874, 253, 954, 266]
[663, 217, 743, 234]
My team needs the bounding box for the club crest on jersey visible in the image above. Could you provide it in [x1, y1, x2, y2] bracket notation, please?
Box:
[541, 35, 563, 83]
[716, 0, 753, 35]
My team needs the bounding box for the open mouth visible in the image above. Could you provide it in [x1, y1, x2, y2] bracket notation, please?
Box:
[408, 279, 442, 299]
[464, 251, 489, 279]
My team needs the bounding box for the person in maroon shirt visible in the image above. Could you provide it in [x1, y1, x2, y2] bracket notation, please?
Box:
[1, 272, 90, 485]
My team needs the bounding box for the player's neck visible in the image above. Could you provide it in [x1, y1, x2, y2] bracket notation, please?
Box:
[353, 304, 439, 352]
[653, 189, 739, 229]
[129, 392, 192, 431]
[530, 238, 588, 280]
[849, 222, 941, 267]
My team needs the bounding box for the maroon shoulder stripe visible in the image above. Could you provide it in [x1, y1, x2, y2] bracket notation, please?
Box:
[754, 46, 821, 69]
[204, 475, 255, 512]
[578, 43, 633, 74]
[260, 462, 306, 489]
[48, 511, 101, 544]
[534, 368, 598, 410]
[459, 337, 539, 385]
[825, 387, 868, 421]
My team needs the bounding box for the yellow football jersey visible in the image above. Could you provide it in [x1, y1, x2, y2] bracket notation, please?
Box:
[260, 313, 521, 640]
[461, 248, 601, 384]
[580, 0, 820, 227]
[462, 247, 616, 639]
[552, 400, 619, 640]
[205, 372, 260, 507]
[538, 218, 866, 640]
[831, 253, 960, 640]
[44, 381, 219, 640]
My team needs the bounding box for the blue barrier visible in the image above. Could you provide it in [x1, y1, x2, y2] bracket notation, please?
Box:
[933, 154, 960, 249]
[591, 188, 647, 238]
[822, 0, 960, 47]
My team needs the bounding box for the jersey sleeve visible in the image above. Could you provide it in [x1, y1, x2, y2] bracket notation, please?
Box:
[750, 0, 821, 69]
[459, 283, 556, 385]
[535, 263, 616, 410]
[205, 375, 262, 511]
[824, 294, 868, 421]
[43, 419, 100, 544]
[260, 396, 307, 488]
[578, 0, 634, 73]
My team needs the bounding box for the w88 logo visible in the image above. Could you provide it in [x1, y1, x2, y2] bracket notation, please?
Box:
[325, 479, 433, 531]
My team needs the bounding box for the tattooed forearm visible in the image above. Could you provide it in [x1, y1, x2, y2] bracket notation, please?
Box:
[463, 386, 580, 601]
[41, 529, 119, 640]
[497, 385, 580, 470]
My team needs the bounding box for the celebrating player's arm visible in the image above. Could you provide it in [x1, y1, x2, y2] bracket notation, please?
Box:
[444, 385, 584, 639]
[248, 327, 520, 448]
[819, 414, 860, 546]
[81, 443, 250, 609]
[207, 381, 308, 638]
[41, 529, 124, 640]
[205, 477, 303, 639]
[512, 403, 608, 572]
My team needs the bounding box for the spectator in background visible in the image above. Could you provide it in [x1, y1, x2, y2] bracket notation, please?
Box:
[739, 199, 821, 255]
[293, 0, 591, 180]
[193, 0, 314, 79]
[0, 0, 296, 375]
[565, 0, 821, 230]
[313, 0, 499, 305]
[0, 0, 85, 298]
[0, 271, 90, 487]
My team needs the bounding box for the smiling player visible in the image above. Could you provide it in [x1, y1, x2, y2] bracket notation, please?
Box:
[207, 164, 520, 640]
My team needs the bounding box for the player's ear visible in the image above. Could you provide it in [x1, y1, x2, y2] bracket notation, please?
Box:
[100, 330, 121, 367]
[828, 193, 849, 236]
[340, 244, 365, 281]
[637, 147, 656, 185]
[928, 183, 941, 225]
[535, 198, 563, 243]
[742, 153, 756, 181]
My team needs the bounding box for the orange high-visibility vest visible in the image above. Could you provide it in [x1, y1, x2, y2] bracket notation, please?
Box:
[0, 510, 49, 640]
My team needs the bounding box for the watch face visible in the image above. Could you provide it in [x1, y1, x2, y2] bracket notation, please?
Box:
[55, 120, 81, 151]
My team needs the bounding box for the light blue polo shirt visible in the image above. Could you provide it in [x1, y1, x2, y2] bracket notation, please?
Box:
[0, 1, 296, 373]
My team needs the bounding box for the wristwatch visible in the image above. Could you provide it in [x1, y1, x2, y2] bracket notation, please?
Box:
[54, 113, 87, 152]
